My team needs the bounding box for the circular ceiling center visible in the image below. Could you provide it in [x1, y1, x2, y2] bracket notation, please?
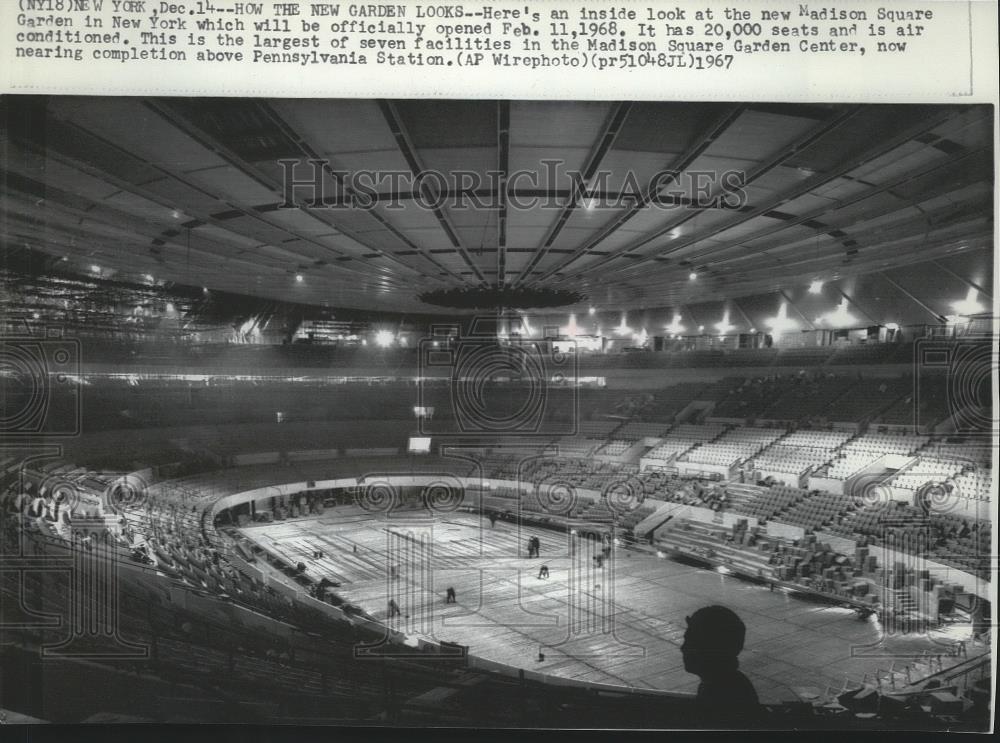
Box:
[419, 285, 587, 309]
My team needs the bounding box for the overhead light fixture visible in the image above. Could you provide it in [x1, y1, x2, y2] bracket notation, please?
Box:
[665, 313, 685, 335]
[588, 306, 596, 315]
[715, 310, 734, 334]
[808, 280, 823, 294]
[885, 322, 899, 331]
[90, 264, 101, 274]
[374, 330, 394, 348]
[295, 274, 304, 283]
[698, 325, 705, 332]
[614, 312, 632, 336]
[166, 302, 175, 313]
[766, 301, 797, 336]
[561, 313, 580, 338]
[519, 314, 536, 337]
[822, 298, 857, 328]
[689, 272, 698, 281]
[950, 288, 984, 316]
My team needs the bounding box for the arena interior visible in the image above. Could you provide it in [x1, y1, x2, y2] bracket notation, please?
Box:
[0, 97, 996, 729]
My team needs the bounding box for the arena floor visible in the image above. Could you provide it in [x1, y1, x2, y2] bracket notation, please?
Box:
[241, 512, 985, 703]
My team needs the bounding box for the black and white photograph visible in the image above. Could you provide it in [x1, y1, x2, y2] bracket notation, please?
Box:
[1, 57, 997, 737]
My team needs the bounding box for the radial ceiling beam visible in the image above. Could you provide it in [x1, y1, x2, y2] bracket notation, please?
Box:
[877, 272, 947, 323]
[377, 100, 486, 285]
[549, 106, 865, 284]
[516, 101, 634, 285]
[139, 100, 453, 288]
[1, 141, 415, 294]
[832, 285, 880, 326]
[496, 100, 510, 289]
[657, 143, 991, 277]
[779, 289, 817, 330]
[930, 260, 993, 300]
[562, 105, 971, 286]
[730, 299, 754, 331]
[528, 104, 746, 286]
[257, 101, 469, 286]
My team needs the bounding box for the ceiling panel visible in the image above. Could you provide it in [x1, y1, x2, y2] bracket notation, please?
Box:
[2, 98, 991, 317]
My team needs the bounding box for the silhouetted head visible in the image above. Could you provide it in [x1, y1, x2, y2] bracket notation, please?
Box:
[681, 605, 746, 678]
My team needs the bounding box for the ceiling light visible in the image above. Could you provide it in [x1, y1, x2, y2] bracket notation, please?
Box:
[665, 313, 685, 335]
[561, 313, 579, 338]
[766, 302, 797, 335]
[588, 307, 596, 315]
[715, 310, 734, 334]
[614, 313, 632, 336]
[822, 299, 857, 328]
[950, 288, 984, 316]
[808, 280, 823, 294]
[689, 272, 698, 281]
[520, 314, 536, 337]
[374, 330, 394, 348]
[295, 274, 304, 283]
[90, 264, 101, 274]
